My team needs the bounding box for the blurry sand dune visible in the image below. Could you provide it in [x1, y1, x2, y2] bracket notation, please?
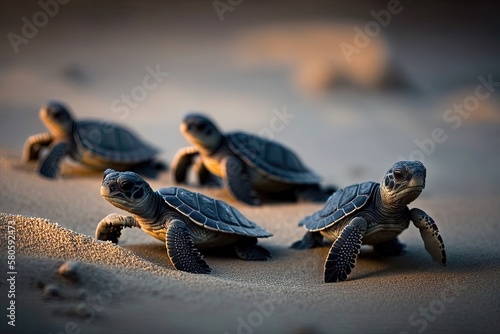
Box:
[433, 87, 500, 124]
[233, 22, 411, 95]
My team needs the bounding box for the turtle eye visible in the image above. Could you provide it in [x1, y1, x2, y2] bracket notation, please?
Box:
[393, 169, 404, 179]
[120, 180, 134, 191]
[52, 109, 63, 119]
[196, 122, 207, 131]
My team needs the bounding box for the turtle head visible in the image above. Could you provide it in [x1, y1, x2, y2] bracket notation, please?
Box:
[101, 169, 154, 214]
[380, 161, 426, 207]
[40, 101, 75, 138]
[180, 113, 222, 154]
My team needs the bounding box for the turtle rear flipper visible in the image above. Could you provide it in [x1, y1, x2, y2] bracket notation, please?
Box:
[324, 217, 367, 283]
[234, 237, 271, 261]
[291, 231, 324, 249]
[410, 208, 446, 265]
[39, 141, 69, 178]
[166, 220, 211, 274]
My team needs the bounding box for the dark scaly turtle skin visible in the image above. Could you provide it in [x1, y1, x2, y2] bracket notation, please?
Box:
[22, 101, 166, 178]
[292, 161, 446, 283]
[96, 169, 272, 274]
[172, 113, 332, 205]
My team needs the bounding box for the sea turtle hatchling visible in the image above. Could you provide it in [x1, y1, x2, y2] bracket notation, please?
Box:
[22, 101, 166, 178]
[292, 160, 446, 283]
[172, 113, 333, 205]
[96, 169, 272, 273]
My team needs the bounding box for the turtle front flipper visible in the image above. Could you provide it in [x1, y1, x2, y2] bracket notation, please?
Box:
[171, 146, 199, 184]
[38, 141, 69, 178]
[410, 208, 446, 265]
[22, 132, 54, 162]
[165, 219, 211, 274]
[222, 156, 261, 206]
[324, 217, 367, 283]
[234, 237, 271, 261]
[95, 214, 140, 244]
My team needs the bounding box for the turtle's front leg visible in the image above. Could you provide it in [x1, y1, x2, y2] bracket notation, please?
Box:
[171, 146, 199, 184]
[165, 219, 211, 274]
[324, 217, 367, 283]
[95, 214, 140, 244]
[38, 141, 69, 178]
[410, 208, 446, 265]
[22, 132, 53, 162]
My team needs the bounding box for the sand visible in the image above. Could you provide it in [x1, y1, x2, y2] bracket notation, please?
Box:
[0, 155, 499, 334]
[1, 1, 500, 333]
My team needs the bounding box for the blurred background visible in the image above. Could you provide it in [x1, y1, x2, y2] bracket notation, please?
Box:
[1, 0, 499, 197]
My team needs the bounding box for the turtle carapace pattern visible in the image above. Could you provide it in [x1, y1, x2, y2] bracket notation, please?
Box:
[292, 161, 446, 283]
[22, 101, 166, 178]
[172, 113, 334, 205]
[96, 169, 272, 274]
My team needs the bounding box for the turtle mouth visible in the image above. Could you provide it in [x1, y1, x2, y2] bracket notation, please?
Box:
[102, 191, 128, 201]
[40, 105, 72, 137]
[101, 186, 128, 202]
[406, 185, 424, 191]
[395, 186, 423, 203]
[181, 123, 220, 153]
[397, 186, 424, 195]
[100, 185, 114, 198]
[180, 123, 204, 143]
[180, 122, 190, 134]
[102, 193, 133, 211]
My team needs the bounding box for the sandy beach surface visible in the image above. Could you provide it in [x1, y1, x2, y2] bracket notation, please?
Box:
[1, 1, 500, 333]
